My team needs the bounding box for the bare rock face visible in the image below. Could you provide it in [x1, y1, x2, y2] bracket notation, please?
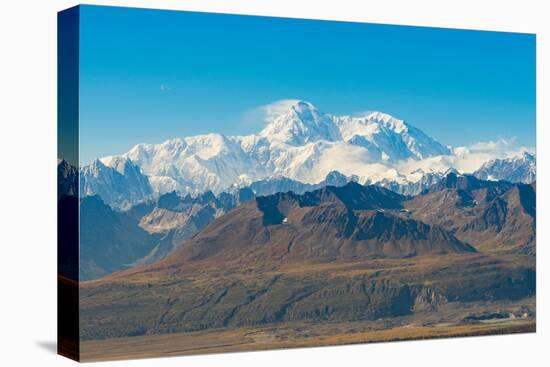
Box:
[405, 173, 535, 255]
[147, 182, 474, 272]
[58, 159, 78, 198]
[413, 287, 447, 312]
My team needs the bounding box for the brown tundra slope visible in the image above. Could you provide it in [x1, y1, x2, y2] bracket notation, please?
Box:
[405, 172, 536, 255]
[79, 178, 535, 345]
[140, 183, 474, 273]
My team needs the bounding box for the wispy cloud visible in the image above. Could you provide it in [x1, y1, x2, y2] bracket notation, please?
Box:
[241, 99, 303, 128]
[396, 137, 534, 177]
[451, 138, 534, 173]
[159, 83, 172, 92]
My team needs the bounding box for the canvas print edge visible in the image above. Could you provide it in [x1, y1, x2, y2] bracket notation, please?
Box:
[57, 4, 536, 362]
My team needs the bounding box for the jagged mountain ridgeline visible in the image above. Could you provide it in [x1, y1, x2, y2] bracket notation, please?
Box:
[77, 100, 536, 209]
[473, 152, 536, 184]
[78, 188, 255, 280]
[406, 172, 536, 255]
[141, 183, 475, 274]
[80, 157, 154, 210]
[74, 173, 535, 281]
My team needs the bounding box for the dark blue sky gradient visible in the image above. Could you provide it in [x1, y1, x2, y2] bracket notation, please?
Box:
[79, 5, 536, 164]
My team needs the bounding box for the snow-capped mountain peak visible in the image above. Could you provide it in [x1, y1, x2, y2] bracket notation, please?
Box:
[334, 111, 407, 140]
[334, 110, 450, 161]
[100, 155, 135, 175]
[82, 101, 456, 202]
[259, 100, 341, 145]
[360, 111, 408, 133]
[79, 100, 533, 208]
[443, 167, 462, 176]
[473, 151, 536, 184]
[80, 157, 153, 210]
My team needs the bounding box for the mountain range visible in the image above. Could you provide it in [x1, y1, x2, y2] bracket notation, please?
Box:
[406, 172, 536, 255]
[80, 157, 154, 210]
[77, 100, 535, 209]
[150, 182, 475, 273]
[79, 173, 535, 342]
[473, 152, 536, 184]
[115, 100, 451, 197]
[59, 100, 537, 280]
[116, 100, 451, 193]
[57, 100, 537, 355]
[78, 187, 257, 280]
[143, 173, 534, 274]
[74, 171, 536, 280]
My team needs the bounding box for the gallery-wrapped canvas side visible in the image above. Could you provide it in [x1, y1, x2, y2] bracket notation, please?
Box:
[57, 5, 80, 362]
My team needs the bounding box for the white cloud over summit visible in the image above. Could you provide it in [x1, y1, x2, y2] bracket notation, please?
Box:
[260, 99, 304, 123]
[242, 99, 305, 128]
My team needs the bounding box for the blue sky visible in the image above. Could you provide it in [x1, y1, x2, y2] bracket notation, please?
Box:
[79, 5, 536, 164]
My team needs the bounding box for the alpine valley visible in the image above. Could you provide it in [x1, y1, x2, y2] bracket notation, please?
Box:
[58, 100, 536, 361]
